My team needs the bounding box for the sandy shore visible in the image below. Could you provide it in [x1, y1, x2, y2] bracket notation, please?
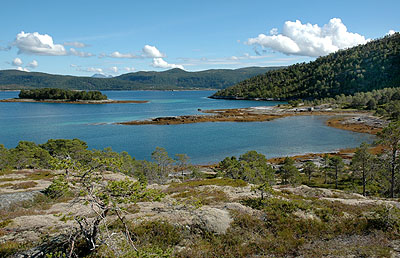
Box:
[0, 98, 148, 104]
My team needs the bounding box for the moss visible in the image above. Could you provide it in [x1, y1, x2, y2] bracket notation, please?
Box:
[0, 219, 13, 228]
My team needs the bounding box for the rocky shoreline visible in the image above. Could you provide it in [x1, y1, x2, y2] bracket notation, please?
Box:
[116, 105, 387, 136]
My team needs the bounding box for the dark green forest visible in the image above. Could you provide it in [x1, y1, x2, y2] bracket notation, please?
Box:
[18, 88, 107, 101]
[213, 33, 400, 100]
[0, 67, 280, 91]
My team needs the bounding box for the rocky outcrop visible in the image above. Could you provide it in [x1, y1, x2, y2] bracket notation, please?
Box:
[0, 191, 42, 210]
[192, 207, 232, 234]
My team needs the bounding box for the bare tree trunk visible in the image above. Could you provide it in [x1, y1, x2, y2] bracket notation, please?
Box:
[362, 163, 366, 196]
[391, 148, 397, 198]
[335, 167, 338, 189]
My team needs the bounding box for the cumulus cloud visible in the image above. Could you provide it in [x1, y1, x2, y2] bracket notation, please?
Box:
[152, 58, 184, 69]
[73, 65, 103, 73]
[108, 45, 166, 59]
[64, 41, 87, 48]
[27, 60, 38, 68]
[269, 28, 278, 35]
[69, 48, 94, 57]
[143, 45, 165, 58]
[14, 31, 67, 56]
[17, 66, 29, 72]
[246, 18, 367, 57]
[85, 67, 103, 73]
[110, 66, 118, 73]
[387, 29, 397, 36]
[12, 57, 23, 66]
[109, 51, 139, 59]
[124, 67, 135, 72]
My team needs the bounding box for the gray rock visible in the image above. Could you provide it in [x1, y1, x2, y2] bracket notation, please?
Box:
[0, 191, 42, 210]
[193, 207, 232, 234]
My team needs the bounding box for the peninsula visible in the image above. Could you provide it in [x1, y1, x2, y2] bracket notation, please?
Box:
[116, 105, 387, 135]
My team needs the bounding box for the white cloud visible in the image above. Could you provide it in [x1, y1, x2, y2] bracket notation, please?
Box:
[27, 60, 38, 68]
[247, 18, 367, 57]
[152, 58, 184, 69]
[12, 57, 23, 66]
[74, 66, 103, 73]
[86, 67, 103, 73]
[108, 45, 166, 59]
[69, 48, 94, 57]
[269, 28, 278, 35]
[14, 31, 67, 56]
[109, 51, 139, 59]
[64, 41, 87, 48]
[110, 66, 118, 73]
[17, 66, 29, 72]
[387, 29, 396, 35]
[124, 67, 135, 72]
[143, 45, 165, 58]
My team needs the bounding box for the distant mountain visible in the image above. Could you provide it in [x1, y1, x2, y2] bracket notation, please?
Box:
[91, 73, 112, 78]
[0, 67, 282, 91]
[116, 67, 281, 89]
[212, 33, 400, 100]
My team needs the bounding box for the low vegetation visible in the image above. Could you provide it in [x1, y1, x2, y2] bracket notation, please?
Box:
[1, 120, 400, 257]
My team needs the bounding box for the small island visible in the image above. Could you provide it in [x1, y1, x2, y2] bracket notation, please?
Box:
[0, 88, 148, 104]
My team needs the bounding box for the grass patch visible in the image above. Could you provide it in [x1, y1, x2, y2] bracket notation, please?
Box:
[172, 188, 228, 207]
[11, 181, 38, 190]
[0, 183, 13, 188]
[129, 220, 183, 250]
[0, 193, 70, 220]
[168, 178, 247, 189]
[0, 219, 13, 228]
[0, 177, 19, 182]
[25, 170, 54, 181]
[0, 241, 31, 257]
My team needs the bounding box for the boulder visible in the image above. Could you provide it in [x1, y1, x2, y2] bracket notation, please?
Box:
[193, 207, 232, 234]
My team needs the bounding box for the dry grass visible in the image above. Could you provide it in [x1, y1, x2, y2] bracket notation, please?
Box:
[11, 181, 38, 190]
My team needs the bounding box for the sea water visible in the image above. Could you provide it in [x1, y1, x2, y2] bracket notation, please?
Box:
[0, 91, 374, 164]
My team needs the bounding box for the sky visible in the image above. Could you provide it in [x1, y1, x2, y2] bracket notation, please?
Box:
[0, 0, 398, 76]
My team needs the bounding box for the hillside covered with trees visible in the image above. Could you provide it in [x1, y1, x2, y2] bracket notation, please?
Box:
[212, 33, 400, 100]
[0, 67, 280, 91]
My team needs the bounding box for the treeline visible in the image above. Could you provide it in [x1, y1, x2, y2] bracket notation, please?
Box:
[217, 120, 400, 198]
[213, 33, 400, 100]
[0, 139, 196, 185]
[0, 67, 279, 91]
[2, 118, 400, 198]
[18, 88, 108, 101]
[302, 87, 400, 120]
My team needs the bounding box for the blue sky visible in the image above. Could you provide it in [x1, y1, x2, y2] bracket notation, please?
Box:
[0, 0, 398, 76]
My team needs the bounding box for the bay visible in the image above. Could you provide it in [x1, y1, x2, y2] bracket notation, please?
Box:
[0, 90, 374, 164]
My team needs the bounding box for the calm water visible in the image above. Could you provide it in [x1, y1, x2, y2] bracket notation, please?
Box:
[0, 91, 374, 164]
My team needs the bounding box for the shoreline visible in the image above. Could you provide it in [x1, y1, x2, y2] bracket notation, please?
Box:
[0, 98, 149, 104]
[115, 106, 386, 135]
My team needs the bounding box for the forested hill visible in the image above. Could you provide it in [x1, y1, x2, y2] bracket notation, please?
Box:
[116, 67, 280, 89]
[212, 33, 400, 100]
[0, 66, 281, 91]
